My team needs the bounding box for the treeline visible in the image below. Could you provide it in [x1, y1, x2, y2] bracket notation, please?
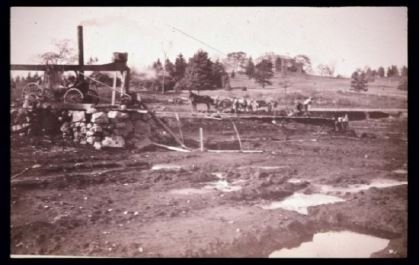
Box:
[135, 50, 230, 93]
[353, 65, 408, 82]
[351, 65, 408, 91]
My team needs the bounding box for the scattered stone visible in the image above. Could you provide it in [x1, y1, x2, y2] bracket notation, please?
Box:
[91, 112, 109, 124]
[102, 136, 125, 148]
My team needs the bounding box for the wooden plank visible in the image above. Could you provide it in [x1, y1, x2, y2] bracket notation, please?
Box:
[152, 142, 191, 152]
[207, 149, 264, 153]
[175, 113, 185, 144]
[231, 121, 243, 150]
[139, 102, 189, 149]
[49, 103, 94, 110]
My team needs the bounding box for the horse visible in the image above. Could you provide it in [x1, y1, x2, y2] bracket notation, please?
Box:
[255, 100, 278, 113]
[189, 91, 215, 112]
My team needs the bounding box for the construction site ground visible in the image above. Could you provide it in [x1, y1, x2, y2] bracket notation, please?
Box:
[10, 112, 407, 257]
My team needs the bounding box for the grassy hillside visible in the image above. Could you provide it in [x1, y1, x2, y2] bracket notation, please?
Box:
[199, 73, 407, 109]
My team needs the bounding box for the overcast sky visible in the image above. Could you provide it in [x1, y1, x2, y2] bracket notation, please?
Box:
[11, 6, 407, 77]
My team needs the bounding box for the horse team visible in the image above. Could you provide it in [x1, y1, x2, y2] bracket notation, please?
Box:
[189, 91, 279, 114]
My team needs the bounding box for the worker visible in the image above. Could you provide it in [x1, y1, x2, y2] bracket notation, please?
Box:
[303, 97, 313, 112]
[342, 114, 349, 131]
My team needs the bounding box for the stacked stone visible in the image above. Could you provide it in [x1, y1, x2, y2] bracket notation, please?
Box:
[60, 109, 141, 150]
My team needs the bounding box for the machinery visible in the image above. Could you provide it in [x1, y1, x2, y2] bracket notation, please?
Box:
[11, 26, 132, 107]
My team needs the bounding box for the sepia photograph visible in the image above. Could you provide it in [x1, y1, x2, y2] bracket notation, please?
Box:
[10, 6, 407, 258]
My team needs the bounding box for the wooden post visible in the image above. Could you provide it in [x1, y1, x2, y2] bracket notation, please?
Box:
[120, 72, 126, 96]
[77, 25, 84, 81]
[175, 113, 184, 144]
[232, 122, 243, 151]
[111, 72, 117, 105]
[199, 127, 204, 152]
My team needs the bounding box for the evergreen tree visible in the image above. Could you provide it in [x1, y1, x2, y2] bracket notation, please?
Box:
[152, 59, 163, 75]
[254, 59, 274, 88]
[391, 65, 399, 77]
[351, 70, 368, 91]
[174, 54, 187, 82]
[377, 67, 385, 78]
[245, 57, 255, 79]
[274, 57, 282, 72]
[164, 58, 175, 78]
[211, 60, 227, 88]
[401, 65, 408, 77]
[386, 66, 393, 77]
[365, 67, 375, 82]
[180, 50, 215, 91]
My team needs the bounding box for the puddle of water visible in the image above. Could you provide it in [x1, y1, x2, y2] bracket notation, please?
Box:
[320, 178, 407, 194]
[169, 188, 211, 195]
[392, 169, 407, 175]
[269, 230, 389, 258]
[203, 180, 242, 192]
[260, 193, 345, 215]
[151, 164, 183, 171]
[287, 178, 304, 184]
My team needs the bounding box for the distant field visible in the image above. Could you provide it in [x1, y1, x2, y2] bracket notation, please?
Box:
[163, 73, 407, 110]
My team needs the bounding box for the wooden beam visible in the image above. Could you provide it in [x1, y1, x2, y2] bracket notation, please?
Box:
[111, 72, 117, 105]
[152, 142, 191, 152]
[231, 122, 243, 151]
[10, 63, 129, 72]
[138, 102, 189, 150]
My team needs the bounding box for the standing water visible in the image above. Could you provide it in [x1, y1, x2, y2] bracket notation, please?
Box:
[261, 193, 345, 215]
[269, 231, 389, 258]
[319, 178, 407, 194]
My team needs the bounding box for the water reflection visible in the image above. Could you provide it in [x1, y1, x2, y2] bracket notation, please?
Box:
[269, 230, 389, 258]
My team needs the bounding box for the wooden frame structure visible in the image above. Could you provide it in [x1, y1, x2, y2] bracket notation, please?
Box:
[10, 26, 131, 106]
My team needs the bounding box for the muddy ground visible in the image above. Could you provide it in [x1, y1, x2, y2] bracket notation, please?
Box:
[10, 115, 407, 257]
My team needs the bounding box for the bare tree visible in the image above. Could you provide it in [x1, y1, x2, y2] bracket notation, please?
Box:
[38, 39, 78, 65]
[37, 39, 78, 90]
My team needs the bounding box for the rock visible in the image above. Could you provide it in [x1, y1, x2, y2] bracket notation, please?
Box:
[87, 136, 95, 145]
[102, 136, 125, 148]
[71, 111, 86, 123]
[108, 111, 129, 120]
[60, 122, 71, 132]
[92, 112, 109, 124]
[86, 107, 97, 114]
[93, 141, 102, 150]
[115, 122, 128, 129]
[92, 124, 103, 133]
